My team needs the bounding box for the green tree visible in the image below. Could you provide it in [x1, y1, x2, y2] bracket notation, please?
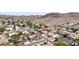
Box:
[2, 20, 6, 25]
[54, 38, 69, 46]
[0, 27, 5, 33]
[8, 34, 21, 45]
[7, 20, 11, 24]
[71, 28, 78, 33]
[12, 20, 16, 25]
[26, 20, 33, 28]
[13, 24, 16, 31]
[73, 38, 79, 43]
[5, 33, 9, 38]
[18, 31, 23, 36]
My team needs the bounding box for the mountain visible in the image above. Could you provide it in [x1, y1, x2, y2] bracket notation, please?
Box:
[34, 12, 79, 26]
[0, 12, 79, 27]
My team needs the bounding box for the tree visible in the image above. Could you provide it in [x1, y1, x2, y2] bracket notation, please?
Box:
[26, 20, 33, 28]
[71, 28, 78, 33]
[7, 20, 11, 24]
[11, 34, 20, 40]
[73, 38, 79, 43]
[5, 33, 9, 38]
[33, 24, 39, 30]
[32, 23, 44, 30]
[13, 24, 16, 31]
[12, 20, 16, 25]
[63, 34, 68, 38]
[54, 38, 69, 46]
[2, 20, 6, 25]
[0, 27, 5, 33]
[8, 34, 21, 45]
[18, 31, 23, 36]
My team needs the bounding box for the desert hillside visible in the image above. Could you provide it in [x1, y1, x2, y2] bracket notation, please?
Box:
[34, 12, 79, 27]
[1, 12, 79, 27]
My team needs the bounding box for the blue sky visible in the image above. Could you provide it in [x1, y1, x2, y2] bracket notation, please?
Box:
[0, 12, 48, 16]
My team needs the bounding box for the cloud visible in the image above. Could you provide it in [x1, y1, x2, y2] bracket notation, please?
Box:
[0, 0, 78, 12]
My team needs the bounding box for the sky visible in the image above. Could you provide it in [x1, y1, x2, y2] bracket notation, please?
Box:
[0, 0, 79, 15]
[0, 12, 48, 16]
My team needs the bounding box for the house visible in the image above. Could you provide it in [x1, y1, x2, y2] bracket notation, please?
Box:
[0, 24, 3, 28]
[6, 25, 14, 31]
[53, 34, 59, 38]
[68, 33, 79, 39]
